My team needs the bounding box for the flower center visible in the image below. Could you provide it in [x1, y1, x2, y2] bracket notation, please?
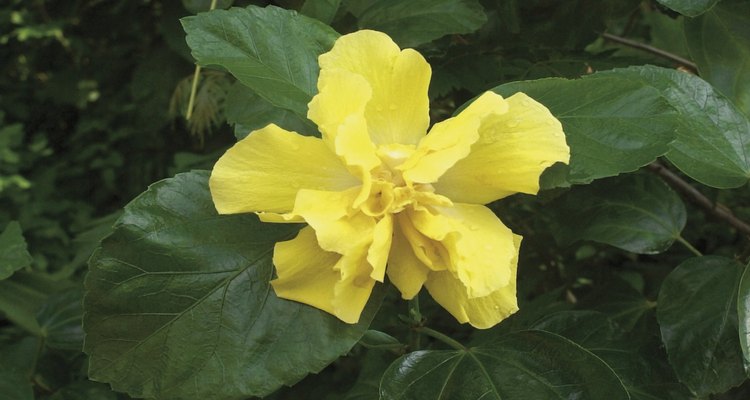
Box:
[359, 144, 452, 217]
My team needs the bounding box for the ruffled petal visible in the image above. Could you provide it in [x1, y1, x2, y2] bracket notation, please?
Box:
[408, 203, 516, 298]
[316, 30, 431, 146]
[271, 226, 342, 316]
[271, 227, 375, 324]
[367, 214, 393, 282]
[400, 92, 508, 184]
[434, 92, 570, 204]
[386, 216, 431, 299]
[292, 188, 377, 255]
[332, 250, 377, 323]
[425, 234, 522, 329]
[209, 124, 358, 214]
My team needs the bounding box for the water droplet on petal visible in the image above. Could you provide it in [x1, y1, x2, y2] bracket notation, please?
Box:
[506, 119, 520, 128]
[376, 105, 384, 112]
[389, 104, 397, 111]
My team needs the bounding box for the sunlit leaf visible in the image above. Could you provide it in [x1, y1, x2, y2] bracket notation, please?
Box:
[182, 5, 339, 118]
[83, 171, 383, 400]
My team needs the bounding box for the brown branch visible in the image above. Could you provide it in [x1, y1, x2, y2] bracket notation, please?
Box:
[601, 32, 698, 72]
[647, 162, 750, 237]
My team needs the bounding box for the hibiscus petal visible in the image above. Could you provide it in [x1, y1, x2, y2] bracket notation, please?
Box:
[316, 30, 430, 146]
[271, 226, 342, 316]
[209, 124, 358, 214]
[386, 217, 431, 299]
[332, 251, 377, 323]
[434, 92, 570, 204]
[425, 234, 522, 329]
[292, 188, 377, 255]
[408, 203, 516, 298]
[367, 214, 393, 282]
[400, 91, 508, 183]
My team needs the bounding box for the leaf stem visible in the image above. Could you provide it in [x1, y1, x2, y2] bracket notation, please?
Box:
[416, 327, 467, 351]
[676, 235, 703, 257]
[601, 32, 698, 72]
[185, 0, 219, 121]
[648, 162, 750, 238]
[28, 335, 45, 380]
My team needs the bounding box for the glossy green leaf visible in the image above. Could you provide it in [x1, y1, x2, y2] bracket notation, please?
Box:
[182, 6, 339, 118]
[657, 256, 746, 397]
[656, 0, 719, 16]
[344, 0, 487, 48]
[494, 77, 676, 187]
[532, 311, 690, 400]
[224, 81, 317, 140]
[359, 330, 404, 351]
[736, 260, 750, 373]
[301, 0, 342, 24]
[380, 330, 629, 399]
[37, 289, 83, 351]
[597, 65, 750, 188]
[0, 221, 32, 280]
[549, 174, 686, 254]
[685, 0, 750, 117]
[83, 171, 383, 400]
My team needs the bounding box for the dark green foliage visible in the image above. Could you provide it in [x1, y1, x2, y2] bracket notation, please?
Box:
[3, 0, 750, 399]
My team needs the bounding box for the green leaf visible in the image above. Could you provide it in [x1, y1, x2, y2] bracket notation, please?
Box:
[0, 272, 70, 335]
[596, 65, 750, 188]
[578, 278, 656, 331]
[182, 0, 233, 13]
[46, 380, 119, 400]
[301, 0, 342, 24]
[685, 0, 750, 117]
[379, 330, 629, 399]
[344, 0, 487, 48]
[548, 174, 687, 254]
[736, 260, 750, 373]
[83, 171, 383, 400]
[182, 6, 339, 118]
[224, 81, 317, 140]
[37, 289, 83, 351]
[656, 0, 720, 16]
[657, 256, 746, 397]
[493, 76, 677, 187]
[0, 221, 33, 280]
[532, 311, 691, 400]
[0, 367, 33, 400]
[359, 330, 404, 351]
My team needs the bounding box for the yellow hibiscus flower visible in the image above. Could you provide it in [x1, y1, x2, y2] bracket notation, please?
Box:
[209, 30, 569, 329]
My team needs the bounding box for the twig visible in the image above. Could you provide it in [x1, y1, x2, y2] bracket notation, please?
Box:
[186, 0, 219, 121]
[601, 32, 698, 72]
[647, 162, 750, 237]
